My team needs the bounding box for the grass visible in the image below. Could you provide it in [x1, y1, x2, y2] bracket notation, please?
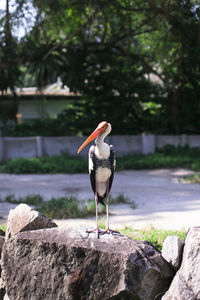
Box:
[0, 225, 6, 232]
[120, 226, 186, 251]
[0, 193, 131, 219]
[183, 173, 200, 184]
[0, 145, 200, 174]
[80, 221, 186, 251]
[0, 153, 87, 174]
[117, 145, 200, 171]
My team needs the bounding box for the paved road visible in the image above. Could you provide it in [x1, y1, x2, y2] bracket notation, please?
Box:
[0, 169, 200, 230]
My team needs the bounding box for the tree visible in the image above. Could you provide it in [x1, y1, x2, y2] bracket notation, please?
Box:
[143, 0, 200, 132]
[0, 0, 200, 133]
[0, 0, 21, 94]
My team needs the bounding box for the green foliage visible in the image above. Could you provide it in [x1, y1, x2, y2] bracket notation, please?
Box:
[0, 154, 87, 174]
[0, 193, 131, 219]
[39, 196, 83, 219]
[1, 95, 166, 137]
[120, 226, 186, 251]
[0, 145, 200, 174]
[182, 173, 200, 184]
[0, 225, 6, 232]
[1, 118, 63, 137]
[1, 194, 43, 206]
[117, 145, 200, 171]
[1, 0, 200, 132]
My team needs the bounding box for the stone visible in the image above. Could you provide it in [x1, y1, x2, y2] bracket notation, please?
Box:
[6, 203, 57, 239]
[0, 231, 5, 237]
[2, 227, 174, 300]
[0, 261, 5, 300]
[0, 229, 5, 299]
[162, 235, 184, 269]
[162, 227, 200, 300]
[0, 230, 5, 250]
[0, 237, 4, 251]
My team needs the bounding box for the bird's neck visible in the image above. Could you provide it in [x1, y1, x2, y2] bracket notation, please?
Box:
[95, 135, 109, 159]
[96, 133, 105, 146]
[95, 123, 111, 159]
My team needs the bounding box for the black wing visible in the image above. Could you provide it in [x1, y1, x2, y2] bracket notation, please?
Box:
[108, 145, 116, 192]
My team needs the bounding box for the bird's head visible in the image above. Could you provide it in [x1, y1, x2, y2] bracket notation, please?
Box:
[77, 121, 111, 154]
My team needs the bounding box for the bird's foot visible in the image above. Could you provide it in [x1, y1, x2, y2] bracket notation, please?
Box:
[102, 228, 121, 236]
[86, 227, 104, 238]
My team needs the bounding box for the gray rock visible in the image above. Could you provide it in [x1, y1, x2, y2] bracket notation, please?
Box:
[0, 287, 5, 300]
[0, 261, 5, 300]
[0, 237, 4, 251]
[162, 235, 184, 269]
[162, 227, 200, 300]
[6, 203, 57, 239]
[0, 231, 5, 237]
[0, 230, 6, 299]
[2, 227, 174, 300]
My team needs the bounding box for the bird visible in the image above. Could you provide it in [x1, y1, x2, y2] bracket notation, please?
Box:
[77, 121, 118, 237]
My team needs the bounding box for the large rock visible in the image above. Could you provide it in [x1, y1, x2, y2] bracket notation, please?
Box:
[162, 227, 200, 300]
[2, 227, 174, 300]
[0, 237, 4, 251]
[0, 230, 5, 300]
[0, 230, 5, 251]
[6, 203, 57, 239]
[162, 235, 184, 270]
[0, 261, 5, 300]
[0, 231, 5, 237]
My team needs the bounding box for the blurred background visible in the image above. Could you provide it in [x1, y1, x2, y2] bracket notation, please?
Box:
[0, 0, 200, 137]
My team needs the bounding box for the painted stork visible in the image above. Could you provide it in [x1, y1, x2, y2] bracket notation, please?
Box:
[77, 121, 118, 237]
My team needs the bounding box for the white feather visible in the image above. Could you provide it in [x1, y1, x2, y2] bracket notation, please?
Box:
[88, 146, 95, 173]
[95, 167, 111, 196]
[95, 142, 110, 160]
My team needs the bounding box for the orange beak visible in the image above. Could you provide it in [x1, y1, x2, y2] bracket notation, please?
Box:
[77, 127, 101, 154]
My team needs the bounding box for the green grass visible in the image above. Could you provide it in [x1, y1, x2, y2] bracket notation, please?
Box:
[0, 193, 131, 219]
[0, 225, 6, 232]
[0, 145, 200, 174]
[120, 226, 186, 251]
[82, 222, 186, 251]
[0, 153, 87, 174]
[1, 194, 43, 206]
[183, 173, 200, 184]
[117, 145, 200, 171]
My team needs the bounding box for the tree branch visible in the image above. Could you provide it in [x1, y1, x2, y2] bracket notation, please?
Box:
[43, 6, 100, 61]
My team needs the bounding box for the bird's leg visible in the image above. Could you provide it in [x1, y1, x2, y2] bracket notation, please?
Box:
[95, 189, 99, 238]
[106, 179, 110, 230]
[103, 179, 121, 235]
[86, 183, 103, 238]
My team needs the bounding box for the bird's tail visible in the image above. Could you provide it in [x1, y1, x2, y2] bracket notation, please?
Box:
[97, 195, 105, 206]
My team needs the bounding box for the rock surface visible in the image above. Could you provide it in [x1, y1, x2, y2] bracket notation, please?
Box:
[161, 235, 184, 269]
[0, 231, 4, 237]
[2, 227, 174, 300]
[0, 237, 4, 251]
[6, 203, 57, 239]
[0, 261, 5, 300]
[162, 227, 200, 300]
[0, 230, 5, 250]
[0, 230, 5, 300]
